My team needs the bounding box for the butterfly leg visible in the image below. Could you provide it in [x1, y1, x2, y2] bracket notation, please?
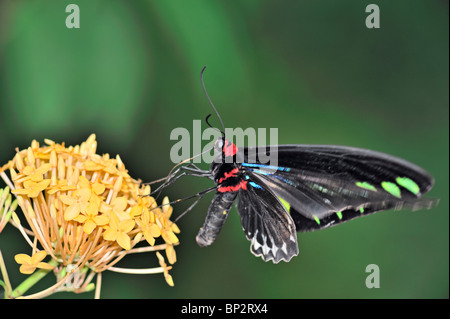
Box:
[173, 187, 216, 222]
[149, 186, 218, 221]
[150, 165, 212, 196]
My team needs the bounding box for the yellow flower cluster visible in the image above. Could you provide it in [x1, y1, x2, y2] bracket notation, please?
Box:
[0, 134, 179, 285]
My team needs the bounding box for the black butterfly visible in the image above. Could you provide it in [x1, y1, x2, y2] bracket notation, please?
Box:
[153, 67, 437, 263]
[195, 141, 436, 263]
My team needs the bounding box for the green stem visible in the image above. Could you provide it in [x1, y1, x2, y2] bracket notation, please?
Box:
[0, 249, 12, 295]
[9, 259, 58, 299]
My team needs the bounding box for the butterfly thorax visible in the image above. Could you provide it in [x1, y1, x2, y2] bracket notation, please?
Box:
[211, 162, 248, 193]
[210, 138, 247, 193]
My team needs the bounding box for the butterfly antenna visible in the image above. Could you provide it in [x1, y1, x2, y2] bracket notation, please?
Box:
[205, 113, 224, 137]
[201, 66, 225, 138]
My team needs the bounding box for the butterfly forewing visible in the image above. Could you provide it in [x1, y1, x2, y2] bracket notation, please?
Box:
[240, 144, 436, 231]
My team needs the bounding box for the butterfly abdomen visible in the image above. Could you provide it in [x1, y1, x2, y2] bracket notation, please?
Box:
[196, 191, 238, 247]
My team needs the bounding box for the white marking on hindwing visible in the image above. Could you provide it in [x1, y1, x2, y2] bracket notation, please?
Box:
[280, 242, 288, 255]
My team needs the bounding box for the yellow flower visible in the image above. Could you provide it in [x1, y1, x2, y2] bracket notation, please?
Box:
[159, 216, 180, 245]
[78, 175, 105, 206]
[154, 196, 180, 245]
[47, 179, 77, 195]
[101, 196, 130, 221]
[156, 252, 174, 287]
[74, 201, 109, 234]
[12, 179, 51, 198]
[1, 134, 179, 291]
[39, 139, 68, 154]
[14, 163, 52, 183]
[60, 188, 91, 221]
[14, 251, 54, 275]
[103, 212, 135, 250]
[161, 196, 173, 218]
[84, 155, 118, 175]
[130, 194, 156, 218]
[136, 210, 161, 246]
[165, 244, 177, 265]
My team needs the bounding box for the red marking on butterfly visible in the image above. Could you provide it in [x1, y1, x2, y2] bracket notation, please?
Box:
[218, 168, 239, 184]
[223, 140, 238, 157]
[218, 180, 248, 193]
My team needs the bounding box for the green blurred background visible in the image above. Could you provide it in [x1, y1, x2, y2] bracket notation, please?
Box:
[0, 0, 448, 298]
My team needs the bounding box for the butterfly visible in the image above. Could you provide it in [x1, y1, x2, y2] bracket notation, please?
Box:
[195, 140, 436, 263]
[152, 66, 437, 263]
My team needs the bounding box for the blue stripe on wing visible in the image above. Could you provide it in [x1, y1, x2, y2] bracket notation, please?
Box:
[249, 181, 263, 189]
[241, 162, 291, 172]
[242, 163, 297, 187]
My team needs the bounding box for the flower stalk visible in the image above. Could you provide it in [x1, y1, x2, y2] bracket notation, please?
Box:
[0, 249, 12, 295]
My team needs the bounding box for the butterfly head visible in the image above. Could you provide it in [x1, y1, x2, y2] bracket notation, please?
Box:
[214, 137, 238, 158]
[211, 138, 239, 178]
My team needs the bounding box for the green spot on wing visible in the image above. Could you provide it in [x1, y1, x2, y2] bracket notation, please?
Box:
[396, 177, 420, 195]
[278, 196, 291, 212]
[381, 181, 401, 198]
[336, 211, 343, 220]
[313, 215, 320, 225]
[359, 207, 364, 213]
[356, 181, 377, 192]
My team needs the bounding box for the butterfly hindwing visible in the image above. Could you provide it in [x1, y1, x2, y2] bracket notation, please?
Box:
[236, 173, 299, 263]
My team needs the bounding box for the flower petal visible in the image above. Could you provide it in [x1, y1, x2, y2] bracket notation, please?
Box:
[112, 197, 127, 211]
[119, 219, 135, 233]
[140, 211, 149, 224]
[162, 197, 170, 213]
[76, 188, 91, 202]
[108, 212, 120, 230]
[60, 194, 76, 206]
[35, 179, 51, 191]
[83, 220, 97, 234]
[93, 214, 109, 226]
[20, 264, 36, 275]
[35, 163, 52, 175]
[74, 214, 88, 223]
[12, 189, 31, 195]
[23, 180, 36, 189]
[15, 254, 31, 265]
[31, 251, 47, 264]
[64, 204, 81, 221]
[103, 228, 118, 241]
[166, 245, 176, 265]
[165, 231, 179, 244]
[171, 223, 180, 234]
[23, 166, 35, 175]
[30, 172, 44, 182]
[36, 262, 54, 270]
[164, 273, 174, 287]
[84, 160, 102, 171]
[143, 231, 155, 246]
[92, 182, 105, 195]
[78, 175, 90, 188]
[149, 224, 161, 238]
[130, 205, 142, 218]
[99, 201, 111, 214]
[156, 251, 165, 264]
[28, 189, 40, 198]
[85, 201, 98, 217]
[116, 232, 131, 250]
